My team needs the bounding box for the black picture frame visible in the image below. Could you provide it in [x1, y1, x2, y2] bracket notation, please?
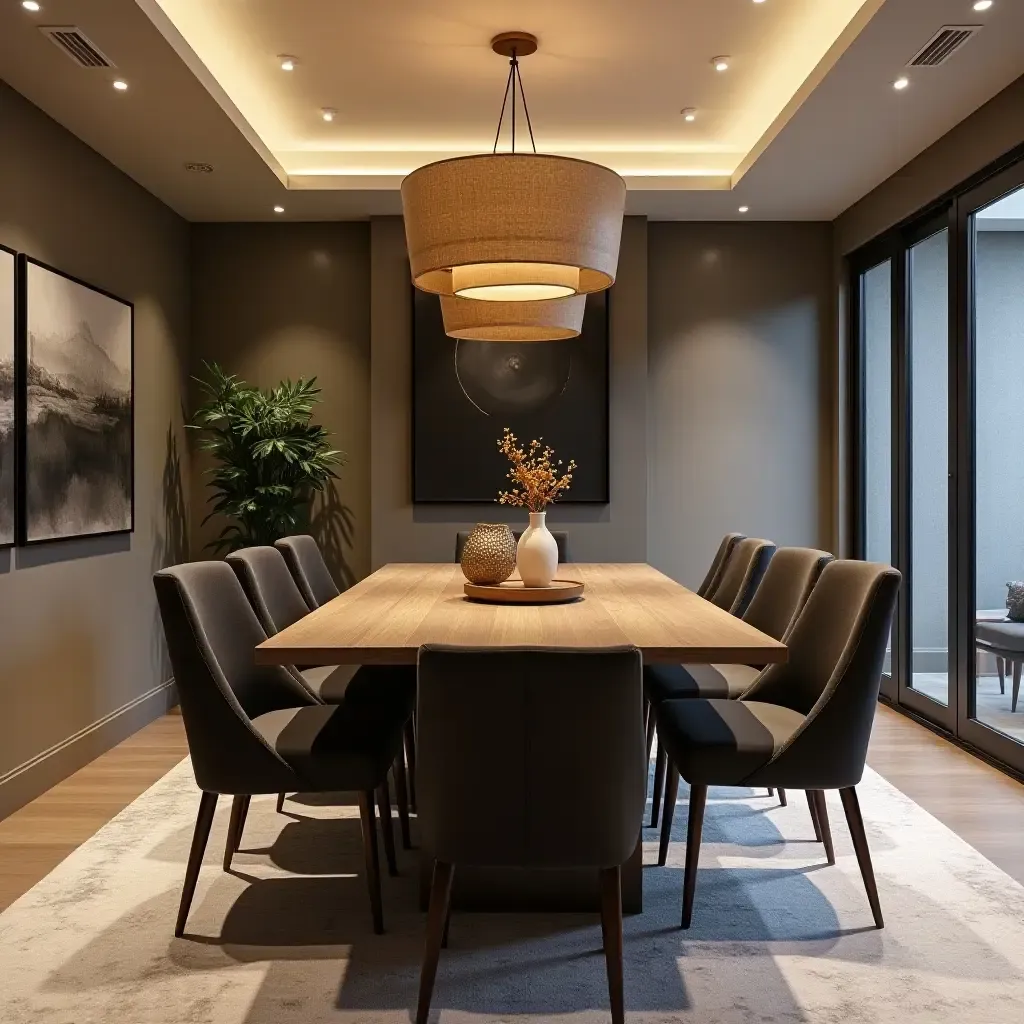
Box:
[16, 255, 135, 545]
[411, 290, 611, 504]
[0, 243, 15, 550]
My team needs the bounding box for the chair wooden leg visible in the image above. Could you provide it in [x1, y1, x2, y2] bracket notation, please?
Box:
[839, 782, 880, 929]
[404, 720, 417, 813]
[376, 782, 399, 877]
[357, 790, 385, 934]
[997, 656, 1006, 695]
[650, 738, 667, 828]
[811, 790, 835, 864]
[778, 787, 788, 807]
[658, 764, 680, 866]
[839, 787, 883, 928]
[682, 783, 707, 929]
[223, 794, 250, 870]
[1013, 661, 1022, 713]
[392, 755, 413, 850]
[417, 861, 455, 1024]
[645, 702, 656, 767]
[599, 866, 625, 1024]
[175, 791, 218, 938]
[276, 793, 285, 814]
[805, 790, 822, 843]
[766, 788, 775, 798]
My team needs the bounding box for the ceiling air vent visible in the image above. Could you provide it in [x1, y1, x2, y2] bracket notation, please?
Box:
[39, 26, 115, 69]
[909, 25, 979, 67]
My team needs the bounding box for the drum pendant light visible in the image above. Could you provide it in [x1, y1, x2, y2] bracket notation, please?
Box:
[401, 32, 626, 304]
[440, 292, 586, 342]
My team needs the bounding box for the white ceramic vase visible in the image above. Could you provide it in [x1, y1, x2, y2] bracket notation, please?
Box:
[516, 511, 558, 587]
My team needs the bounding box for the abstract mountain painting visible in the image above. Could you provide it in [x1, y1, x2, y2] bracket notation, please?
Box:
[0, 246, 14, 548]
[21, 258, 133, 543]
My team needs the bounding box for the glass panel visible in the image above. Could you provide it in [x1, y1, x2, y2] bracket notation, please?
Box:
[863, 259, 892, 677]
[973, 183, 1024, 745]
[908, 229, 949, 706]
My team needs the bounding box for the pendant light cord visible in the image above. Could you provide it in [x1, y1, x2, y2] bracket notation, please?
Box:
[492, 50, 537, 155]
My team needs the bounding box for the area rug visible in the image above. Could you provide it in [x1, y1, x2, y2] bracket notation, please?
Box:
[2, 756, 1024, 1023]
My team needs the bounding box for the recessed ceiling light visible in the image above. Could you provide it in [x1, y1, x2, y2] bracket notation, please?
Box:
[680, 107, 697, 121]
[279, 55, 298, 71]
[112, 79, 128, 91]
[893, 76, 910, 90]
[973, 1, 993, 10]
[321, 108, 336, 122]
[753, 0, 768, 4]
[738, 206, 750, 213]
[273, 205, 285, 214]
[712, 56, 731, 72]
[22, 1, 41, 11]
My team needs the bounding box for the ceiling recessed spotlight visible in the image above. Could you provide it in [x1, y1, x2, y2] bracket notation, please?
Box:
[738, 206, 750, 213]
[112, 79, 128, 91]
[680, 107, 697, 121]
[273, 205, 285, 214]
[712, 56, 731, 72]
[753, 0, 768, 4]
[22, 1, 41, 11]
[893, 76, 910, 90]
[973, 1, 993, 10]
[279, 55, 298, 71]
[321, 108, 336, 122]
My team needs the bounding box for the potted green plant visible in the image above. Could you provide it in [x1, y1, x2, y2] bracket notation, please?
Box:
[189, 362, 344, 554]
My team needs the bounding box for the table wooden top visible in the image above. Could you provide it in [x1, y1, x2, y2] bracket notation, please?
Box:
[255, 562, 788, 667]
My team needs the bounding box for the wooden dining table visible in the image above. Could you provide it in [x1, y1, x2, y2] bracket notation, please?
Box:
[255, 562, 787, 913]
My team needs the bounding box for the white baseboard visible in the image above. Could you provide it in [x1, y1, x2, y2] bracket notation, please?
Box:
[0, 680, 179, 820]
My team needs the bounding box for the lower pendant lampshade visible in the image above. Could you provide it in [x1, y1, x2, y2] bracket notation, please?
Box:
[440, 293, 586, 342]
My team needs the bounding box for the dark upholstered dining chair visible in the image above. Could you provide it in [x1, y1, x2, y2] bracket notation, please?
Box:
[455, 529, 571, 564]
[227, 546, 416, 849]
[414, 646, 646, 1024]
[154, 561, 408, 937]
[647, 536, 776, 826]
[655, 559, 900, 930]
[696, 532, 745, 599]
[275, 533, 419, 813]
[275, 534, 341, 610]
[707, 536, 776, 615]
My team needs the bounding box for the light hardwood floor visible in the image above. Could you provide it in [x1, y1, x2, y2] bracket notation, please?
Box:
[1, 704, 1023, 912]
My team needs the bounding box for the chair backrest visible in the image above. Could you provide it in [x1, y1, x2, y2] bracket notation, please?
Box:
[416, 646, 645, 869]
[154, 561, 315, 792]
[455, 529, 571, 564]
[710, 537, 776, 615]
[742, 559, 901, 789]
[227, 546, 311, 636]
[742, 547, 834, 641]
[275, 534, 341, 609]
[697, 532, 745, 598]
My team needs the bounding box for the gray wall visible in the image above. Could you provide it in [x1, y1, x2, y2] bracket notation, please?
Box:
[189, 223, 372, 583]
[0, 81, 190, 816]
[647, 222, 834, 588]
[369, 215, 649, 567]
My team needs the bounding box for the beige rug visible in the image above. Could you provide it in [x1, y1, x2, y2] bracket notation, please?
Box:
[2, 756, 1024, 1023]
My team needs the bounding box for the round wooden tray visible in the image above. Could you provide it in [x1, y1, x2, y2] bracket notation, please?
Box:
[463, 579, 584, 604]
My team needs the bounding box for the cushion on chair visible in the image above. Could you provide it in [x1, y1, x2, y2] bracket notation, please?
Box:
[301, 664, 417, 716]
[656, 698, 804, 786]
[644, 662, 759, 702]
[251, 703, 405, 792]
[976, 621, 1024, 653]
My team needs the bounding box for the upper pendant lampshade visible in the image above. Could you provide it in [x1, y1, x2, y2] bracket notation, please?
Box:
[402, 152, 626, 301]
[440, 292, 586, 342]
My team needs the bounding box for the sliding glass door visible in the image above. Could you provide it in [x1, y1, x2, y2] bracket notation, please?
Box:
[852, 154, 1024, 774]
[957, 167, 1024, 773]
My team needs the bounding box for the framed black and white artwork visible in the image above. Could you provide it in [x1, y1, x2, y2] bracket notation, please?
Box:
[0, 244, 14, 548]
[412, 290, 610, 503]
[17, 257, 134, 544]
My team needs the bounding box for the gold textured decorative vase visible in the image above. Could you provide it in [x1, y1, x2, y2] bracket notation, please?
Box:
[460, 523, 517, 585]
